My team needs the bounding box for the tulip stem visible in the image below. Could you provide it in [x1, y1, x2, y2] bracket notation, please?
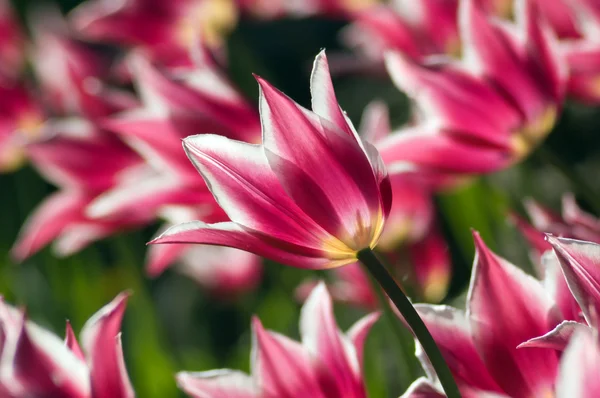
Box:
[358, 248, 461, 398]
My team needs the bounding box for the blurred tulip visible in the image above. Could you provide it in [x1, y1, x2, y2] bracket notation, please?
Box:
[152, 51, 392, 269]
[556, 329, 600, 398]
[238, 0, 380, 19]
[0, 81, 45, 172]
[11, 120, 148, 260]
[379, 0, 565, 185]
[402, 232, 561, 397]
[0, 293, 134, 398]
[29, 13, 137, 120]
[0, 0, 25, 79]
[70, 0, 239, 67]
[177, 282, 379, 398]
[513, 194, 600, 263]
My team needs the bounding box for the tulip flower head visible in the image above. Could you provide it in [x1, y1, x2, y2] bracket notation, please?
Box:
[177, 282, 379, 398]
[152, 51, 392, 269]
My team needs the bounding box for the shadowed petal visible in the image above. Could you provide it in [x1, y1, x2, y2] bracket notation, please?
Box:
[547, 236, 600, 327]
[151, 221, 331, 269]
[177, 370, 258, 398]
[80, 292, 134, 398]
[414, 304, 502, 392]
[468, 232, 560, 398]
[541, 251, 582, 322]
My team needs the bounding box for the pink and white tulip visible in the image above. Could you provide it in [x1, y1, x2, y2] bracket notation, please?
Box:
[152, 51, 392, 269]
[11, 120, 148, 260]
[70, 0, 239, 67]
[379, 0, 565, 183]
[0, 293, 134, 397]
[177, 282, 379, 398]
[403, 232, 561, 397]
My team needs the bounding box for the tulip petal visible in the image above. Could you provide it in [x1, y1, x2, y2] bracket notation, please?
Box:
[409, 227, 451, 303]
[517, 320, 589, 351]
[547, 236, 600, 327]
[11, 190, 86, 261]
[252, 317, 325, 398]
[414, 304, 502, 392]
[310, 50, 355, 139]
[12, 315, 89, 396]
[300, 283, 365, 396]
[182, 134, 335, 252]
[556, 329, 600, 398]
[151, 221, 330, 269]
[346, 312, 380, 370]
[146, 241, 190, 277]
[385, 52, 518, 149]
[541, 251, 582, 322]
[258, 77, 382, 248]
[176, 370, 258, 398]
[65, 321, 85, 361]
[468, 232, 560, 398]
[401, 377, 445, 398]
[80, 292, 134, 398]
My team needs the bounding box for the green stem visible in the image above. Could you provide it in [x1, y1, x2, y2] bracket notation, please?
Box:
[358, 248, 461, 398]
[536, 146, 600, 216]
[366, 265, 419, 386]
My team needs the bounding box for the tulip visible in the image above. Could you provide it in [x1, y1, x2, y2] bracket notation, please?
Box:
[0, 0, 25, 79]
[402, 232, 562, 397]
[11, 120, 148, 260]
[70, 0, 239, 67]
[177, 282, 379, 398]
[379, 0, 565, 185]
[0, 293, 134, 397]
[152, 51, 391, 269]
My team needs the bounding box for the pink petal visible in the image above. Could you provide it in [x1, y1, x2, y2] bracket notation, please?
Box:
[11, 190, 86, 261]
[151, 221, 330, 269]
[541, 251, 582, 322]
[517, 320, 590, 351]
[177, 245, 263, 296]
[65, 321, 85, 361]
[257, 77, 383, 250]
[329, 262, 378, 309]
[146, 240, 190, 277]
[12, 315, 89, 397]
[358, 100, 390, 144]
[310, 50, 356, 138]
[556, 328, 600, 398]
[252, 317, 325, 398]
[414, 304, 502, 392]
[385, 52, 518, 149]
[377, 126, 511, 176]
[299, 283, 366, 397]
[176, 370, 258, 398]
[80, 292, 134, 398]
[547, 236, 600, 327]
[181, 134, 336, 253]
[468, 232, 560, 398]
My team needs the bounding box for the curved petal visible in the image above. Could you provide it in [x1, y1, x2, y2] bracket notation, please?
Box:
[547, 236, 600, 327]
[151, 221, 332, 269]
[80, 292, 134, 398]
[258, 77, 383, 250]
[251, 318, 325, 398]
[146, 241, 190, 277]
[414, 304, 502, 392]
[182, 134, 335, 252]
[541, 251, 581, 322]
[64, 321, 85, 361]
[300, 283, 366, 397]
[346, 312, 380, 371]
[517, 321, 590, 351]
[468, 232, 560, 398]
[176, 370, 258, 398]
